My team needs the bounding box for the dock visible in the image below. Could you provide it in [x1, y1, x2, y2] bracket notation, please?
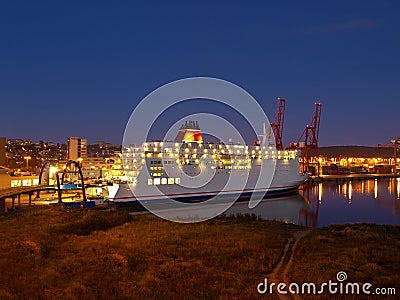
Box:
[0, 185, 47, 213]
[308, 173, 400, 183]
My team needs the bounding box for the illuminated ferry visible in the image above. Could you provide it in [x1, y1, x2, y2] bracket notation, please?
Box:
[111, 121, 308, 206]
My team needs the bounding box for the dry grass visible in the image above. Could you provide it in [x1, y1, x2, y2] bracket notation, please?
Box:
[0, 207, 292, 299]
[1, 207, 399, 299]
[286, 224, 400, 299]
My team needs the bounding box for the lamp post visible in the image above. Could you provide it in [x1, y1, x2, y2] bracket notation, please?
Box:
[24, 156, 31, 171]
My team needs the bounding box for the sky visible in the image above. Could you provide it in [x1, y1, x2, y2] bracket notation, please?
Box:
[0, 1, 399, 146]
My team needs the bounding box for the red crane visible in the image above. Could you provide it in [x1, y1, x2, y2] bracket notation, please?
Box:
[291, 103, 322, 173]
[303, 102, 322, 152]
[270, 98, 286, 150]
[380, 137, 400, 173]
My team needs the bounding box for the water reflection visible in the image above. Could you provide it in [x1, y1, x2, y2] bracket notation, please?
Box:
[298, 178, 400, 227]
[226, 194, 308, 225]
[124, 178, 400, 227]
[226, 178, 400, 227]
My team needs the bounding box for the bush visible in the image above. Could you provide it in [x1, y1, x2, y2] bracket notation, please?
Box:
[54, 211, 132, 236]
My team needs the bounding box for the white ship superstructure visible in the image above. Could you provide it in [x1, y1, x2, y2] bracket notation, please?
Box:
[114, 122, 308, 205]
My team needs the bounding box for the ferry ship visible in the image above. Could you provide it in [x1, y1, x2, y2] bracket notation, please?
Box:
[111, 121, 308, 207]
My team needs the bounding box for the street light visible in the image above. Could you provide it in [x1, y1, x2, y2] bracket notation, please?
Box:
[49, 166, 58, 175]
[24, 156, 31, 171]
[48, 166, 58, 186]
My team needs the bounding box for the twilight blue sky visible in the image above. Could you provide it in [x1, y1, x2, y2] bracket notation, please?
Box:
[0, 1, 399, 146]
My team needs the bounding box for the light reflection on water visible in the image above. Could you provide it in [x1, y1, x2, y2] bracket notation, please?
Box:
[225, 178, 400, 228]
[226, 194, 308, 225]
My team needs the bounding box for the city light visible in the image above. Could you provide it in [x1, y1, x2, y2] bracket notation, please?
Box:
[24, 156, 31, 170]
[49, 166, 58, 175]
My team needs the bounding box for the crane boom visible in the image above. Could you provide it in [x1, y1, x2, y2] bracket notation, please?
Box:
[289, 102, 322, 174]
[306, 103, 322, 150]
[271, 98, 286, 150]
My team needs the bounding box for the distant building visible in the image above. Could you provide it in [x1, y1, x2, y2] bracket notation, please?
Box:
[0, 137, 6, 167]
[0, 172, 39, 189]
[67, 137, 87, 161]
[308, 146, 398, 175]
[93, 141, 108, 147]
[81, 154, 126, 181]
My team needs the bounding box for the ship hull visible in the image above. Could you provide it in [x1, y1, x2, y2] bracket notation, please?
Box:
[110, 183, 303, 208]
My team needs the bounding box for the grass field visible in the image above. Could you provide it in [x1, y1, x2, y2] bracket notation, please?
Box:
[0, 206, 399, 299]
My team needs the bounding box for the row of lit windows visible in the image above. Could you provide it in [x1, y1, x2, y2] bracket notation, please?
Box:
[11, 179, 39, 187]
[224, 166, 251, 170]
[150, 166, 164, 170]
[149, 160, 174, 164]
[142, 143, 297, 153]
[148, 177, 181, 185]
[210, 166, 250, 170]
[251, 156, 295, 160]
[143, 152, 296, 160]
[129, 143, 299, 154]
[143, 142, 264, 150]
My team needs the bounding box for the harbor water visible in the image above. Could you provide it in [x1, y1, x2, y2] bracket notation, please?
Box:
[225, 178, 400, 227]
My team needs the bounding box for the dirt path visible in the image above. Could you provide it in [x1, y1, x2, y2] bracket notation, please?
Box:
[269, 229, 312, 300]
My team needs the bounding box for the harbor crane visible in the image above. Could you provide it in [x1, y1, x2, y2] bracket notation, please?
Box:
[380, 137, 400, 173]
[270, 98, 286, 150]
[290, 103, 322, 174]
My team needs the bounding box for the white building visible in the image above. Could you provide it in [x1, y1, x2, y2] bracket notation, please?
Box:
[67, 137, 87, 161]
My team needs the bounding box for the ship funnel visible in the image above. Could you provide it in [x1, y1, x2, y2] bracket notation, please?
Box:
[175, 120, 203, 143]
